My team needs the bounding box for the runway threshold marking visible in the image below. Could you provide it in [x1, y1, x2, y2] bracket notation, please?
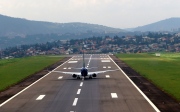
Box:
[36, 95, 45, 100]
[80, 82, 83, 87]
[77, 89, 81, 94]
[111, 93, 118, 98]
[68, 61, 78, 63]
[72, 98, 78, 106]
[108, 55, 160, 112]
[58, 76, 63, 79]
[101, 60, 110, 62]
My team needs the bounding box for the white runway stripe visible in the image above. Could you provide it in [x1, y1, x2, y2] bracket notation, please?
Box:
[80, 82, 83, 87]
[106, 75, 110, 78]
[101, 60, 111, 62]
[36, 95, 45, 100]
[58, 76, 63, 79]
[77, 89, 81, 94]
[72, 98, 78, 106]
[111, 93, 118, 98]
[68, 61, 78, 63]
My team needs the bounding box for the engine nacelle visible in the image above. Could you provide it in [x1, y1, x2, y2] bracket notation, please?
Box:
[92, 73, 97, 77]
[72, 74, 77, 78]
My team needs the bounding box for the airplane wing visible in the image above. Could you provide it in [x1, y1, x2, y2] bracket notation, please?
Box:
[52, 71, 81, 75]
[71, 67, 97, 69]
[88, 69, 119, 75]
[52, 69, 119, 76]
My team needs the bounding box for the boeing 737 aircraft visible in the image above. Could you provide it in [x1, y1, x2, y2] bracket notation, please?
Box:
[53, 52, 118, 79]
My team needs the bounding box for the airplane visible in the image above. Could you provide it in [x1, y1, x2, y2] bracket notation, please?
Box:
[53, 48, 118, 79]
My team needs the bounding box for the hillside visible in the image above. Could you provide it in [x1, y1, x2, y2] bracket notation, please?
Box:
[128, 18, 180, 32]
[0, 14, 126, 48]
[0, 14, 123, 37]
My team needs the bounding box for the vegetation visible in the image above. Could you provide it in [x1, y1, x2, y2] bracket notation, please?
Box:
[0, 56, 63, 91]
[116, 53, 180, 101]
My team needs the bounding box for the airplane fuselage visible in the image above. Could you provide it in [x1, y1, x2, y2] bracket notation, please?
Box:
[81, 67, 88, 77]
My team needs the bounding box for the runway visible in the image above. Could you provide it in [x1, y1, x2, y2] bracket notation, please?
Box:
[0, 54, 159, 112]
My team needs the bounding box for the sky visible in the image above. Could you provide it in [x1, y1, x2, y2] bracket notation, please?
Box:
[0, 0, 180, 29]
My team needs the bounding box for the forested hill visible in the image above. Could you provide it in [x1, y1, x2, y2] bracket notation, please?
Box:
[128, 18, 180, 32]
[0, 14, 123, 37]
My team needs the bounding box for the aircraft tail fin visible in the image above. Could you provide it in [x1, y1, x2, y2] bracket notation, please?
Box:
[83, 47, 85, 68]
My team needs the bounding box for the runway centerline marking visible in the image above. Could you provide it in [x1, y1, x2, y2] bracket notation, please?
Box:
[58, 76, 63, 79]
[103, 66, 106, 68]
[87, 55, 92, 67]
[63, 68, 67, 69]
[111, 93, 118, 98]
[80, 82, 83, 87]
[106, 75, 110, 78]
[108, 66, 111, 68]
[77, 89, 81, 94]
[36, 95, 45, 100]
[72, 98, 78, 106]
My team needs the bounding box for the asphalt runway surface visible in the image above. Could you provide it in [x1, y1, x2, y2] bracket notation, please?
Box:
[0, 54, 159, 112]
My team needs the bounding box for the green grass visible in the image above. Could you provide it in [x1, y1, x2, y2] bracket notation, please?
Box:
[0, 56, 63, 91]
[116, 53, 180, 101]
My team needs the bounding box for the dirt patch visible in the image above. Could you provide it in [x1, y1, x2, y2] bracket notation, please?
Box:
[110, 55, 180, 112]
[0, 57, 70, 104]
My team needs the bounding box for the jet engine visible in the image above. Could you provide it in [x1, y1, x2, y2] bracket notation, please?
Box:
[92, 73, 97, 77]
[72, 74, 77, 78]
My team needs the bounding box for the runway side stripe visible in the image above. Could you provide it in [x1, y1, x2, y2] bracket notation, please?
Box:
[0, 57, 74, 107]
[72, 98, 78, 106]
[108, 55, 160, 112]
[36, 95, 45, 100]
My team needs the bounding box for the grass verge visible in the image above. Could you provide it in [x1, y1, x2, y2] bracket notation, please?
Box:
[0, 56, 63, 91]
[116, 53, 180, 101]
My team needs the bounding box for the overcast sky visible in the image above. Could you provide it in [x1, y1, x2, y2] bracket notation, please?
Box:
[0, 0, 180, 28]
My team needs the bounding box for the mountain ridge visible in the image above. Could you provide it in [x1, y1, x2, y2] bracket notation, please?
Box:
[0, 14, 123, 37]
[128, 17, 180, 32]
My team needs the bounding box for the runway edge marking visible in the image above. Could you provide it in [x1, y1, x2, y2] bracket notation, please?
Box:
[0, 56, 74, 107]
[108, 55, 160, 112]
